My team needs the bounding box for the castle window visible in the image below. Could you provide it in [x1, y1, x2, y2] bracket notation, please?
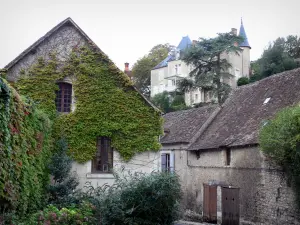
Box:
[92, 137, 113, 173]
[55, 83, 72, 112]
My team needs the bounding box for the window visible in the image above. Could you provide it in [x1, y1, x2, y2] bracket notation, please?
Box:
[195, 94, 198, 101]
[174, 65, 178, 75]
[178, 64, 181, 74]
[161, 152, 174, 172]
[55, 83, 72, 112]
[225, 148, 231, 166]
[92, 137, 113, 173]
[161, 153, 171, 172]
[172, 79, 176, 86]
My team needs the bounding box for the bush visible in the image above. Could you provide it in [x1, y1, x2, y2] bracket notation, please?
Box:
[86, 171, 182, 225]
[237, 77, 249, 86]
[259, 105, 300, 207]
[22, 202, 97, 225]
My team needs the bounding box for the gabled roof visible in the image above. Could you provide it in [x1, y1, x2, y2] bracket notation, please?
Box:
[188, 68, 300, 150]
[4, 17, 159, 111]
[239, 19, 251, 49]
[161, 105, 217, 144]
[152, 36, 192, 70]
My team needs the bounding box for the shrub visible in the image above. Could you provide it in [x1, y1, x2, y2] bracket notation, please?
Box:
[259, 105, 300, 207]
[47, 138, 79, 207]
[22, 202, 97, 225]
[86, 171, 182, 225]
[237, 77, 249, 86]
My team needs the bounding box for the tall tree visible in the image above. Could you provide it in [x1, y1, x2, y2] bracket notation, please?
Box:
[132, 44, 174, 97]
[180, 32, 244, 104]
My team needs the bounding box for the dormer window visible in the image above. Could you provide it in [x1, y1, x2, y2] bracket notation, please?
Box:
[55, 82, 72, 112]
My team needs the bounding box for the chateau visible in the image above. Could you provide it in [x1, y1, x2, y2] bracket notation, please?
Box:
[150, 20, 251, 106]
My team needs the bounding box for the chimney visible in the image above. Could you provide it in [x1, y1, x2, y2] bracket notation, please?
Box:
[124, 62, 129, 71]
[192, 40, 197, 45]
[231, 28, 237, 36]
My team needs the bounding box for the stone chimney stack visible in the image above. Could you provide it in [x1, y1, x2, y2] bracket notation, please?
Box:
[192, 40, 197, 45]
[125, 62, 129, 72]
[231, 28, 237, 36]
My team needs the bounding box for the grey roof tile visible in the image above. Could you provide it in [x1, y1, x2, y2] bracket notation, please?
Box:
[188, 68, 300, 150]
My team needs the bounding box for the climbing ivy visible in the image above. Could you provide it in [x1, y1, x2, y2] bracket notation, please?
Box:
[16, 45, 162, 162]
[16, 53, 64, 119]
[0, 78, 52, 216]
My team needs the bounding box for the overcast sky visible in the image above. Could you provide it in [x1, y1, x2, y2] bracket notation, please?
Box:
[0, 0, 299, 70]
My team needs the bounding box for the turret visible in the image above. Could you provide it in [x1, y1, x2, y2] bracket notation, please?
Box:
[239, 18, 251, 77]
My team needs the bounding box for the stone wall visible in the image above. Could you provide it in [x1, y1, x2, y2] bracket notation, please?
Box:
[6, 23, 87, 82]
[72, 151, 160, 189]
[172, 146, 300, 225]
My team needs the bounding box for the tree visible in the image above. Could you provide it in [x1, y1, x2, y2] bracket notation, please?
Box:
[151, 91, 188, 113]
[250, 36, 300, 83]
[132, 44, 174, 97]
[151, 91, 171, 113]
[48, 138, 79, 207]
[180, 32, 244, 104]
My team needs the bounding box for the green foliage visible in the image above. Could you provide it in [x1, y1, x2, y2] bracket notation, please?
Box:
[170, 94, 187, 111]
[0, 78, 52, 216]
[16, 54, 63, 119]
[151, 91, 188, 113]
[22, 202, 97, 225]
[237, 77, 249, 86]
[16, 46, 162, 162]
[87, 171, 182, 225]
[259, 105, 300, 207]
[132, 44, 173, 97]
[181, 32, 244, 104]
[250, 35, 300, 83]
[151, 91, 171, 113]
[48, 138, 79, 207]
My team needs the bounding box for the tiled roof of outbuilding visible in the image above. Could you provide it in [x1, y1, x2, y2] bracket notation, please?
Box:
[188, 68, 300, 150]
[161, 105, 217, 144]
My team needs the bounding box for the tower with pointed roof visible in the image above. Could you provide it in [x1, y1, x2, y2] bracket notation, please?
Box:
[238, 18, 251, 78]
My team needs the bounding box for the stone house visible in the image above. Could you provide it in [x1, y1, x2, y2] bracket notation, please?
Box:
[3, 18, 162, 189]
[161, 68, 300, 224]
[150, 19, 251, 106]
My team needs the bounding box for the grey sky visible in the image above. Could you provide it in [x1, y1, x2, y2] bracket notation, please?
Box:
[0, 0, 299, 70]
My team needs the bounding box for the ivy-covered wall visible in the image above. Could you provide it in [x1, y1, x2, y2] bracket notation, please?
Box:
[0, 78, 52, 215]
[15, 46, 162, 163]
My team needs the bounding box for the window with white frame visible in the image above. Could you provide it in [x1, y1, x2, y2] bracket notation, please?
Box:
[161, 151, 174, 172]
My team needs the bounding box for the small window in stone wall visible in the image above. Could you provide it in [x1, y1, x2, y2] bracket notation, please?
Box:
[225, 148, 231, 166]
